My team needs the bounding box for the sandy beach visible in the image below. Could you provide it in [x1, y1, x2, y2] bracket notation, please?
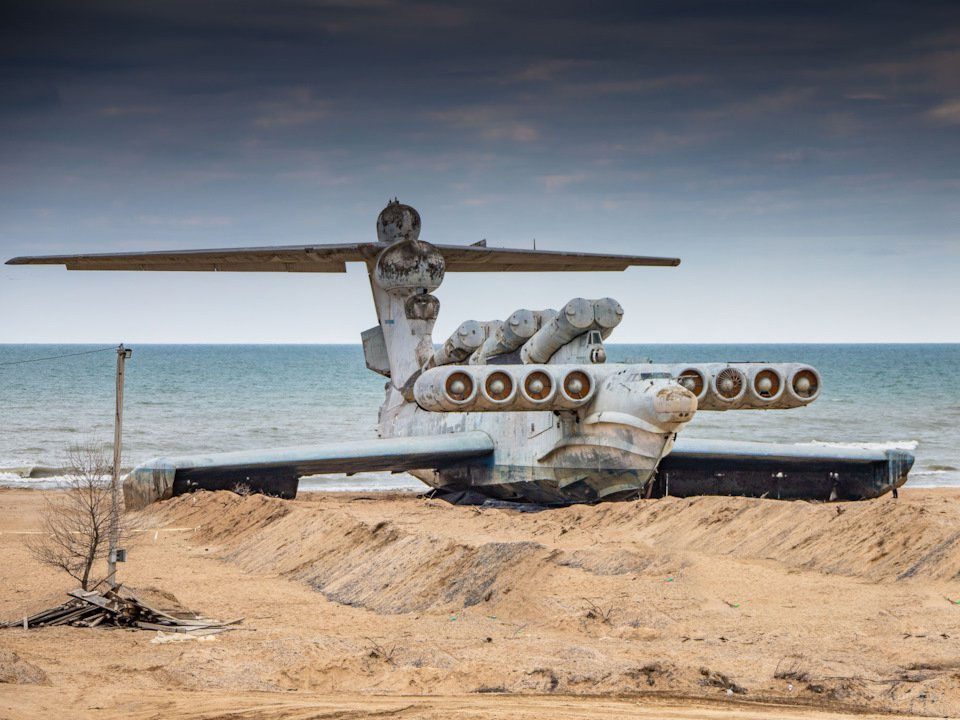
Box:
[2, 486, 960, 719]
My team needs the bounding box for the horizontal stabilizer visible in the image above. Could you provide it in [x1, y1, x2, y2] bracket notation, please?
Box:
[123, 431, 494, 509]
[8, 242, 679, 273]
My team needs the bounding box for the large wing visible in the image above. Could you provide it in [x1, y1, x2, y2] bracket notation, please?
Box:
[658, 438, 914, 501]
[124, 431, 494, 509]
[6, 242, 679, 273]
[5, 243, 373, 273]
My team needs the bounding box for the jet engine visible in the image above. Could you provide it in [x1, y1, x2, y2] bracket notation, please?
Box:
[413, 365, 598, 412]
[668, 363, 819, 410]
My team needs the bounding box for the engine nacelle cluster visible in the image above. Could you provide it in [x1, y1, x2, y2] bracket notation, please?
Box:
[414, 361, 821, 414]
[665, 362, 820, 410]
[413, 364, 598, 412]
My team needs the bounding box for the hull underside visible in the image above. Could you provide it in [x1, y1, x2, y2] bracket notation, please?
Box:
[652, 450, 912, 502]
[418, 464, 652, 505]
[166, 448, 912, 506]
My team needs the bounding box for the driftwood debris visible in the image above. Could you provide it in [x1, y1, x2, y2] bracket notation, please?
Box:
[1, 587, 241, 634]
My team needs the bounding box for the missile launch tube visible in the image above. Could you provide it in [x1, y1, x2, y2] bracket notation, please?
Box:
[472, 308, 558, 363]
[480, 309, 538, 359]
[432, 320, 484, 366]
[520, 298, 623, 363]
[593, 298, 624, 339]
[521, 298, 596, 364]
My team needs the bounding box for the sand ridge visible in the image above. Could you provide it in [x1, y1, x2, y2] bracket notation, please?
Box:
[2, 487, 960, 718]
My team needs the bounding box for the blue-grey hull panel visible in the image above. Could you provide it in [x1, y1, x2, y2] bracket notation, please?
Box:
[425, 441, 914, 504]
[655, 439, 913, 501]
[124, 432, 495, 509]
[129, 435, 913, 509]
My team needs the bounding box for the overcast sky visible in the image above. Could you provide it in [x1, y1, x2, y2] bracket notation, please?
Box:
[1, 0, 958, 343]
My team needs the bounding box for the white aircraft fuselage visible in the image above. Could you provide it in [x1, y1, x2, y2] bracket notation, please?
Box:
[7, 199, 911, 508]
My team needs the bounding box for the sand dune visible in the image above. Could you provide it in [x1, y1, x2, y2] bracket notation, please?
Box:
[2, 487, 960, 718]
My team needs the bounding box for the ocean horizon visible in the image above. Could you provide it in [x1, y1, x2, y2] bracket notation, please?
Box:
[1, 343, 957, 491]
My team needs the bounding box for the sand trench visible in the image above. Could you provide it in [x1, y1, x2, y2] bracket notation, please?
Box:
[2, 487, 960, 718]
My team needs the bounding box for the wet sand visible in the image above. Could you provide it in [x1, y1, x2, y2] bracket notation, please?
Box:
[2, 486, 959, 719]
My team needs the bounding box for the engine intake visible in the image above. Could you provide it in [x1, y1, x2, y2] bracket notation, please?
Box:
[414, 365, 597, 412]
[444, 370, 476, 404]
[788, 367, 820, 402]
[521, 369, 555, 404]
[677, 368, 707, 402]
[750, 367, 784, 403]
[656, 363, 821, 410]
[480, 370, 516, 407]
[712, 367, 746, 402]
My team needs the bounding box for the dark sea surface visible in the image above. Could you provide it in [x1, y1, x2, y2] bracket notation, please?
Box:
[1, 344, 957, 491]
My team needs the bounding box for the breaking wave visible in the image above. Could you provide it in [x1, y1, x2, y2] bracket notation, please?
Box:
[800, 440, 920, 452]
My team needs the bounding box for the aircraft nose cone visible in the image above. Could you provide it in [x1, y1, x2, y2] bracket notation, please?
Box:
[654, 385, 698, 419]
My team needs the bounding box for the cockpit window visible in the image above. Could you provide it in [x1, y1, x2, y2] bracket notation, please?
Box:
[588, 331, 602, 344]
[621, 371, 673, 381]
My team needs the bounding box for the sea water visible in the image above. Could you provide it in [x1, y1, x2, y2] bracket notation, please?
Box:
[1, 344, 957, 491]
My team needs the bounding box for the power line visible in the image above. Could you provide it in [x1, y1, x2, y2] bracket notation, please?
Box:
[0, 345, 119, 367]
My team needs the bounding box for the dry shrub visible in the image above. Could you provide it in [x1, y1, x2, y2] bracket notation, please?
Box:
[27, 442, 131, 590]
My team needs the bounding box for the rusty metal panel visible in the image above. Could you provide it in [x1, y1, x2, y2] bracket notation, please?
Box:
[361, 325, 390, 377]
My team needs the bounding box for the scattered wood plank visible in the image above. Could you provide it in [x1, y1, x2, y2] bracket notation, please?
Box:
[1, 587, 240, 634]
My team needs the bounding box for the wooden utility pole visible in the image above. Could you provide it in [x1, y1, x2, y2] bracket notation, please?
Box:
[107, 344, 132, 588]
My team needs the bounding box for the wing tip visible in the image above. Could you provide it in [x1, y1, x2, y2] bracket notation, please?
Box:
[628, 257, 681, 268]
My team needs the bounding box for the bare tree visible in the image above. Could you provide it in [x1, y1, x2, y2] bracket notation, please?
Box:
[27, 442, 125, 590]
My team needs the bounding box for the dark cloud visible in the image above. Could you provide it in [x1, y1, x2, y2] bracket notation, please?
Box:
[0, 1, 958, 342]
